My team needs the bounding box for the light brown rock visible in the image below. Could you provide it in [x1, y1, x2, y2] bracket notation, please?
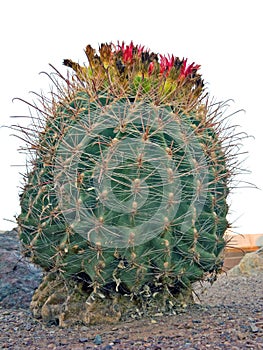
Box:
[228, 248, 263, 276]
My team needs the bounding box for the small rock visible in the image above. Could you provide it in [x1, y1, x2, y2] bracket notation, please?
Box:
[25, 323, 32, 331]
[79, 337, 88, 343]
[113, 338, 121, 344]
[93, 334, 102, 345]
[59, 339, 69, 345]
[249, 323, 259, 333]
[229, 249, 263, 276]
[102, 345, 113, 350]
[192, 319, 201, 323]
[237, 331, 246, 340]
[2, 311, 10, 315]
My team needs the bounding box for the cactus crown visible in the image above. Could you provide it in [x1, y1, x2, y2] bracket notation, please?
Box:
[63, 41, 204, 105]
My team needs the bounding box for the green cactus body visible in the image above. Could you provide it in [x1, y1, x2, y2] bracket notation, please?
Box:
[17, 42, 236, 324]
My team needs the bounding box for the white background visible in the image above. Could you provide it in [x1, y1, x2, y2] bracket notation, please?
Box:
[0, 0, 262, 234]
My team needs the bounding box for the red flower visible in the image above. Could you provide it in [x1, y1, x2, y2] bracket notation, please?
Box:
[159, 54, 175, 75]
[148, 61, 154, 75]
[135, 44, 145, 57]
[123, 41, 134, 63]
[179, 59, 201, 80]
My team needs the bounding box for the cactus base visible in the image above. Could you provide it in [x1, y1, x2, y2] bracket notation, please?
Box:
[30, 273, 194, 327]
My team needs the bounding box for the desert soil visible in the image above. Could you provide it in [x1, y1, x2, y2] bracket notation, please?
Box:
[0, 229, 262, 349]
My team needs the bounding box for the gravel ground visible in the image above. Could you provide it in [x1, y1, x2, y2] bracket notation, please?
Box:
[0, 230, 262, 349]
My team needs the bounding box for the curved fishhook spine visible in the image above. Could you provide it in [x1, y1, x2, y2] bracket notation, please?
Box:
[28, 90, 52, 108]
[49, 63, 71, 86]
[12, 97, 50, 117]
[39, 70, 66, 96]
[9, 133, 37, 148]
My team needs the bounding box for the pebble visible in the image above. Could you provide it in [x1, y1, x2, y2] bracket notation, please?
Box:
[79, 337, 88, 343]
[2, 311, 10, 315]
[112, 338, 121, 344]
[237, 331, 247, 340]
[192, 319, 201, 323]
[93, 334, 102, 345]
[25, 323, 33, 331]
[59, 339, 69, 345]
[101, 345, 113, 350]
[249, 323, 259, 333]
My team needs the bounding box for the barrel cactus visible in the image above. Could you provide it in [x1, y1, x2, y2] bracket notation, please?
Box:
[17, 41, 238, 326]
